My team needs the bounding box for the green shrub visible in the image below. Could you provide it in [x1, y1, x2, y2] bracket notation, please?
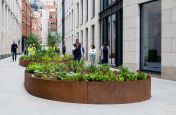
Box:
[20, 51, 72, 62]
[20, 55, 31, 61]
[26, 62, 148, 82]
[117, 66, 147, 81]
[136, 72, 147, 80]
[26, 63, 44, 73]
[26, 33, 41, 50]
[48, 32, 61, 47]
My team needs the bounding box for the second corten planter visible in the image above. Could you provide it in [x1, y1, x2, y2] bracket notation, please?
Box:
[19, 59, 70, 67]
[25, 72, 151, 104]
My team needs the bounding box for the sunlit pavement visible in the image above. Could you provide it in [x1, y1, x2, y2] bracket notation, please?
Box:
[0, 57, 176, 115]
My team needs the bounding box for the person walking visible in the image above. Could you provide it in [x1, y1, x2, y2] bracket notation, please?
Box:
[11, 41, 18, 61]
[99, 43, 109, 64]
[89, 45, 96, 65]
[72, 39, 84, 61]
[62, 43, 66, 55]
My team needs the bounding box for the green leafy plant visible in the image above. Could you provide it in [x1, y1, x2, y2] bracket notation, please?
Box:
[26, 33, 41, 50]
[86, 65, 98, 73]
[136, 72, 147, 80]
[26, 63, 44, 74]
[20, 51, 72, 62]
[117, 66, 147, 81]
[26, 62, 148, 82]
[48, 32, 61, 47]
[20, 55, 31, 61]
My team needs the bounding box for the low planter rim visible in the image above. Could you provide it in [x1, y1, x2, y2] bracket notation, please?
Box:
[19, 59, 71, 67]
[25, 72, 151, 104]
[20, 58, 69, 62]
[25, 72, 151, 83]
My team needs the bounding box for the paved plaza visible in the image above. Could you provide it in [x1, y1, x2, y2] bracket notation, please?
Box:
[0, 57, 176, 115]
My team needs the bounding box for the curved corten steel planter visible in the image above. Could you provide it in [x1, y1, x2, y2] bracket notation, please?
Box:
[19, 59, 70, 67]
[25, 72, 151, 104]
[19, 59, 36, 67]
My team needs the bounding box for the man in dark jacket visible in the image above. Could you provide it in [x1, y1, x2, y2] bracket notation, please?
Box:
[62, 43, 66, 55]
[72, 39, 84, 61]
[11, 41, 18, 61]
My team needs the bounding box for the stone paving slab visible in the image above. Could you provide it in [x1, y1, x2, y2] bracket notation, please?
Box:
[0, 57, 176, 115]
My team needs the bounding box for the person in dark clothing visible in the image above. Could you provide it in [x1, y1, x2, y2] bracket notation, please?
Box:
[99, 43, 109, 64]
[72, 39, 84, 61]
[62, 43, 66, 55]
[11, 41, 18, 61]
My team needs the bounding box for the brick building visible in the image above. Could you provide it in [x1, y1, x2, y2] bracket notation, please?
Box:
[31, 11, 42, 42]
[22, 0, 32, 52]
[44, 1, 57, 34]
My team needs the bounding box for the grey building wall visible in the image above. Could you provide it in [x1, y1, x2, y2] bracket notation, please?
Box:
[41, 9, 49, 46]
[0, 0, 22, 59]
[123, 0, 176, 80]
[161, 0, 176, 80]
[62, 0, 100, 59]
[61, 0, 176, 81]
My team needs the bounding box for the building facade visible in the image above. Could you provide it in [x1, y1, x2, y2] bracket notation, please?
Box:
[123, 0, 176, 80]
[30, 0, 51, 45]
[31, 11, 42, 42]
[22, 0, 32, 52]
[45, 1, 58, 34]
[0, 0, 22, 59]
[61, 0, 176, 81]
[62, 0, 74, 54]
[57, 0, 63, 37]
[57, 0, 63, 51]
[30, 0, 44, 11]
[61, 0, 100, 58]
[41, 9, 49, 45]
[100, 0, 123, 67]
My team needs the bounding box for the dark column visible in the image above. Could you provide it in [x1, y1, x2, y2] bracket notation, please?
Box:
[62, 0, 65, 48]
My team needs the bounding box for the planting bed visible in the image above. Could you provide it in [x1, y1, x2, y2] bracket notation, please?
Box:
[25, 72, 151, 104]
[19, 59, 70, 67]
[19, 59, 36, 67]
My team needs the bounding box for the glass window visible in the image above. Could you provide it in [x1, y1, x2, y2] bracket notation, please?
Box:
[141, 0, 161, 72]
[72, 10, 73, 30]
[92, 0, 95, 18]
[92, 25, 95, 44]
[85, 28, 88, 58]
[101, 0, 118, 10]
[77, 2, 79, 27]
[81, 30, 83, 45]
[108, 16, 111, 47]
[80, 0, 83, 24]
[100, 20, 103, 48]
[100, 0, 103, 11]
[111, 14, 116, 66]
[85, 0, 88, 22]
[108, 14, 116, 66]
[108, 0, 111, 6]
[112, 0, 117, 4]
[77, 32, 79, 39]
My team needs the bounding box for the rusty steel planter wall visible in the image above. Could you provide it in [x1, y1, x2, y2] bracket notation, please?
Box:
[25, 72, 151, 104]
[19, 59, 70, 67]
[19, 59, 35, 67]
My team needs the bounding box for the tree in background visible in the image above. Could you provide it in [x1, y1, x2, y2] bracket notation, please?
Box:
[47, 32, 61, 47]
[26, 33, 41, 50]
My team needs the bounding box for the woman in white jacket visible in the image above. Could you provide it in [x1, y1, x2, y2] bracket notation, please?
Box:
[89, 45, 96, 65]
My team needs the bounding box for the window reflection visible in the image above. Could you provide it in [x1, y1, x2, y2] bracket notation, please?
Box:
[101, 0, 119, 11]
[141, 0, 161, 72]
[100, 1, 123, 66]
